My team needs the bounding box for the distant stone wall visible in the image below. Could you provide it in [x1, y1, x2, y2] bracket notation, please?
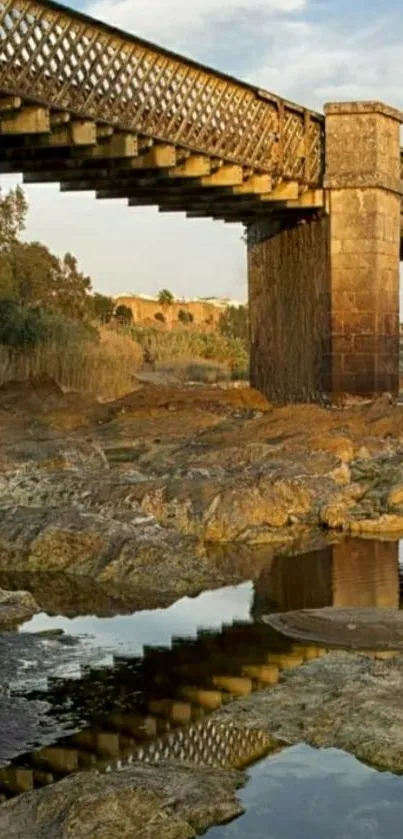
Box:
[247, 214, 330, 404]
[115, 296, 226, 328]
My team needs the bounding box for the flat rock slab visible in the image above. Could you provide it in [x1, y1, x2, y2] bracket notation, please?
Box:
[214, 652, 403, 773]
[264, 607, 403, 649]
[0, 761, 244, 839]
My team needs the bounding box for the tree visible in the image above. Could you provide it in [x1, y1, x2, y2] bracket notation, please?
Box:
[158, 288, 174, 306]
[2, 242, 92, 321]
[218, 305, 249, 349]
[154, 311, 165, 323]
[88, 293, 115, 324]
[0, 185, 27, 251]
[0, 186, 29, 300]
[57, 252, 92, 321]
[7, 241, 60, 307]
[114, 304, 133, 325]
[178, 308, 194, 324]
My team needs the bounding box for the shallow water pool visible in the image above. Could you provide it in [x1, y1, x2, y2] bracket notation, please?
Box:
[1, 536, 402, 813]
[208, 744, 403, 839]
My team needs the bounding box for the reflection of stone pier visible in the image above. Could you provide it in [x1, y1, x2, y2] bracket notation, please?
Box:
[253, 539, 399, 616]
[332, 540, 399, 609]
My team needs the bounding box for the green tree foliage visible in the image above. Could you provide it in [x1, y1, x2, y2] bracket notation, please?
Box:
[218, 305, 249, 349]
[0, 186, 28, 300]
[178, 308, 194, 324]
[0, 184, 93, 327]
[57, 252, 92, 321]
[0, 299, 47, 347]
[1, 242, 92, 320]
[0, 299, 97, 349]
[158, 288, 174, 306]
[89, 293, 115, 323]
[114, 304, 133, 325]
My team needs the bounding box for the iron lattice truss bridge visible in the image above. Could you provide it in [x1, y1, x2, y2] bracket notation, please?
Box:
[0, 0, 327, 223]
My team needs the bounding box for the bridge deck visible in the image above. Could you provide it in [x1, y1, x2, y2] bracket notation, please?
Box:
[0, 0, 325, 222]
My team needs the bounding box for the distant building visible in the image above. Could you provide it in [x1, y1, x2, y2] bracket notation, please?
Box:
[113, 293, 245, 328]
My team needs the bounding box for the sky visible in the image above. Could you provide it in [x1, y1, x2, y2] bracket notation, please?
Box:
[1, 0, 403, 300]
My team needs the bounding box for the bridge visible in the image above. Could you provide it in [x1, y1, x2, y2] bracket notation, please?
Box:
[0, 0, 401, 403]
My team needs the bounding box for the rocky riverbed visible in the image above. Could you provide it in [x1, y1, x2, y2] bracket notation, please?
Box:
[1, 376, 403, 596]
[3, 377, 403, 835]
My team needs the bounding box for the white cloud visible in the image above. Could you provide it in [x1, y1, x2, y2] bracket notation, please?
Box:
[88, 0, 306, 45]
[250, 14, 403, 112]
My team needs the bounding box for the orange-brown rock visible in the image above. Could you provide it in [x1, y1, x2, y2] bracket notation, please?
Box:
[2, 380, 403, 587]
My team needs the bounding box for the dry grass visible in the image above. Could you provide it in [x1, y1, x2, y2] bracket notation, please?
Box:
[0, 323, 249, 399]
[0, 327, 144, 399]
[131, 326, 249, 374]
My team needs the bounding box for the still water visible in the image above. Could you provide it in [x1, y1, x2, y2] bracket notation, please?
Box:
[1, 537, 403, 834]
[209, 745, 403, 839]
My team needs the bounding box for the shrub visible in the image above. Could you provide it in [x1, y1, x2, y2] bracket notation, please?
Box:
[0, 299, 48, 347]
[158, 288, 174, 306]
[89, 293, 115, 323]
[178, 308, 194, 324]
[218, 305, 249, 349]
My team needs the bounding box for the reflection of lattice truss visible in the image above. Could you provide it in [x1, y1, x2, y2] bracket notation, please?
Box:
[0, 0, 325, 222]
[110, 720, 274, 772]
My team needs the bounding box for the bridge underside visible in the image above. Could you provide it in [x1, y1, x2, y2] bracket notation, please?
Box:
[0, 97, 324, 225]
[0, 95, 401, 406]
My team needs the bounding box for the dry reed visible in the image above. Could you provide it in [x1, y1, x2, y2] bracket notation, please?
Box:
[0, 327, 144, 399]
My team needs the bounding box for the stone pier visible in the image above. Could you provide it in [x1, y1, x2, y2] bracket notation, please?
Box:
[248, 101, 403, 405]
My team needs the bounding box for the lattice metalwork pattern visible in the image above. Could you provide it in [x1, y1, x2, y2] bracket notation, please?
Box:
[0, 0, 324, 181]
[106, 720, 273, 772]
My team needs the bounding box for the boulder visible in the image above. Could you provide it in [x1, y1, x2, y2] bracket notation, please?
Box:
[0, 761, 243, 839]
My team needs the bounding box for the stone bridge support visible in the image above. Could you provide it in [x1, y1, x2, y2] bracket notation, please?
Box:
[248, 101, 403, 404]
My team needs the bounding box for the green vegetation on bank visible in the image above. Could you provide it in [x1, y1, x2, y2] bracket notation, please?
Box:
[0, 186, 249, 396]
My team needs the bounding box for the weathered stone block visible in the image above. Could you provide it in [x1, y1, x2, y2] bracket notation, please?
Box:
[324, 100, 403, 400]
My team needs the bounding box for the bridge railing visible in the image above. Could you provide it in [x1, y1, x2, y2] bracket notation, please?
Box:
[0, 0, 324, 183]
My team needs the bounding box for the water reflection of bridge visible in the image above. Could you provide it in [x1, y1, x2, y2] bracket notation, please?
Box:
[255, 539, 400, 615]
[0, 538, 400, 798]
[0, 622, 322, 796]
